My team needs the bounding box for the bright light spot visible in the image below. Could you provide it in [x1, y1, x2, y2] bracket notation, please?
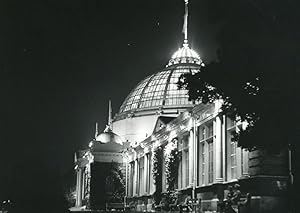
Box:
[188, 119, 193, 129]
[169, 131, 177, 140]
[167, 43, 202, 67]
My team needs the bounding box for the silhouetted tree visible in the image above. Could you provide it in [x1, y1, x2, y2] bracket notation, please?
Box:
[179, 0, 300, 152]
[180, 3, 298, 211]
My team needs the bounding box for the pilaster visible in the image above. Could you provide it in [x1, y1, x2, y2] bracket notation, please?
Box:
[75, 168, 83, 207]
[215, 116, 223, 182]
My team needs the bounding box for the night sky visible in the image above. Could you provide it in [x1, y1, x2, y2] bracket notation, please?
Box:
[0, 0, 219, 200]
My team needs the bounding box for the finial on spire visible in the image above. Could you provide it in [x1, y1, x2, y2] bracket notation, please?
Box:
[182, 0, 189, 43]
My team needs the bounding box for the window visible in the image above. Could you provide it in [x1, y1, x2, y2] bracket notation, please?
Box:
[208, 142, 214, 183]
[227, 117, 238, 180]
[201, 142, 205, 185]
[198, 121, 214, 185]
[230, 141, 237, 179]
[179, 134, 189, 189]
[226, 117, 248, 180]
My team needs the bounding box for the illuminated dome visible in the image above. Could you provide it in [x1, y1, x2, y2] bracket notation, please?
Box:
[167, 42, 202, 67]
[112, 1, 203, 143]
[117, 42, 202, 118]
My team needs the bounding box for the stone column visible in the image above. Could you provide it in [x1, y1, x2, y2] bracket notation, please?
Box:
[215, 116, 223, 182]
[125, 157, 128, 197]
[144, 154, 148, 194]
[81, 170, 85, 203]
[222, 115, 227, 181]
[75, 168, 83, 207]
[189, 130, 193, 187]
[192, 118, 197, 199]
[134, 159, 138, 195]
[128, 162, 132, 196]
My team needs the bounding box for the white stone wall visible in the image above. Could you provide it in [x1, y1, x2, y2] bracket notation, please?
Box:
[112, 114, 159, 144]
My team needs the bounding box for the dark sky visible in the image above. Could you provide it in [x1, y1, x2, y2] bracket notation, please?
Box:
[0, 0, 219, 199]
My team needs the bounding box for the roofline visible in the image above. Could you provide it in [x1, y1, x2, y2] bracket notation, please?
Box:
[113, 105, 195, 121]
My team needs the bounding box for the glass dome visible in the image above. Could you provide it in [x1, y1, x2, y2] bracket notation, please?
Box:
[118, 42, 202, 115]
[119, 65, 200, 113]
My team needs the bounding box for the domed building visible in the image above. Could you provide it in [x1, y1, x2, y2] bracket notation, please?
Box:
[72, 1, 289, 212]
[113, 41, 203, 145]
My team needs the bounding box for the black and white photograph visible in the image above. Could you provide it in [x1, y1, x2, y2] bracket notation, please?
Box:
[0, 0, 297, 213]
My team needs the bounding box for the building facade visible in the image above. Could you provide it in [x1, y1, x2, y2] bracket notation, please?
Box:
[122, 102, 288, 212]
[73, 1, 289, 212]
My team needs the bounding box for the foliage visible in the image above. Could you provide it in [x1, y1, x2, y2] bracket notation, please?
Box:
[179, 0, 300, 152]
[64, 186, 76, 207]
[152, 146, 164, 204]
[166, 148, 181, 191]
[165, 146, 181, 208]
[165, 190, 177, 207]
[107, 162, 125, 202]
[165, 140, 181, 191]
[62, 169, 77, 208]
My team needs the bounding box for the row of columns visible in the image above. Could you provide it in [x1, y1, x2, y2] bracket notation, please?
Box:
[125, 113, 248, 199]
[125, 115, 225, 199]
[127, 153, 154, 197]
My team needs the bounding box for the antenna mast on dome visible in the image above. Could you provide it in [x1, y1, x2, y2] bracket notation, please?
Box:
[95, 122, 99, 139]
[182, 0, 189, 44]
[108, 100, 112, 128]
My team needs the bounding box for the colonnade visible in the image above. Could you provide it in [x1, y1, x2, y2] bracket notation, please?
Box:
[125, 110, 249, 200]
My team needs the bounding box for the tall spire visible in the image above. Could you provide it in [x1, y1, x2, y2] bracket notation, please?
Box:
[108, 100, 112, 128]
[103, 100, 113, 133]
[95, 122, 99, 139]
[94, 99, 124, 145]
[182, 0, 189, 44]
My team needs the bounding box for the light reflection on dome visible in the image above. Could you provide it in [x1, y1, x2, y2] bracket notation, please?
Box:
[119, 65, 201, 113]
